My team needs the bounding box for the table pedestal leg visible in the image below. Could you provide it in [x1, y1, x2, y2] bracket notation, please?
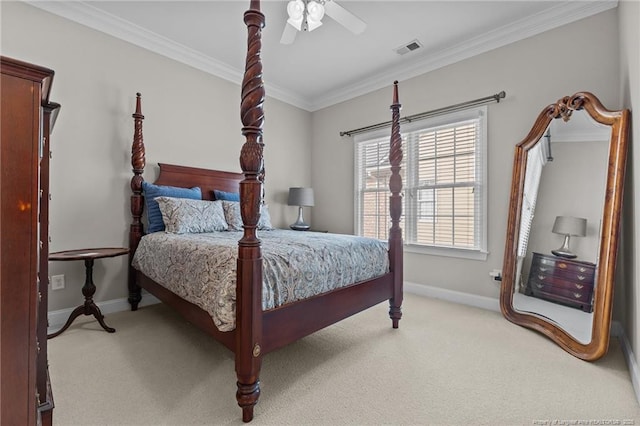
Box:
[48, 258, 116, 339]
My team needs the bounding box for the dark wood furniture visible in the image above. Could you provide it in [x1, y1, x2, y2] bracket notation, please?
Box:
[126, 2, 403, 422]
[525, 252, 596, 313]
[1, 56, 60, 426]
[48, 248, 129, 338]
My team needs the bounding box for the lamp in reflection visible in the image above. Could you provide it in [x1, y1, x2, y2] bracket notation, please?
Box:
[551, 215, 586, 259]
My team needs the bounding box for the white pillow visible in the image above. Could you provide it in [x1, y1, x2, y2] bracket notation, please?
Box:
[155, 197, 228, 234]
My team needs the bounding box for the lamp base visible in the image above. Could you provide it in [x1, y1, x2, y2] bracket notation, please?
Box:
[551, 249, 577, 259]
[551, 234, 577, 259]
[290, 206, 310, 231]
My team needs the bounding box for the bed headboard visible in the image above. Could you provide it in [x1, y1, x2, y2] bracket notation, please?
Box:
[127, 92, 245, 308]
[154, 163, 243, 201]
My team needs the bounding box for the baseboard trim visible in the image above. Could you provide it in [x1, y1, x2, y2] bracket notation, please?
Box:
[405, 281, 501, 312]
[47, 293, 161, 333]
[612, 321, 640, 406]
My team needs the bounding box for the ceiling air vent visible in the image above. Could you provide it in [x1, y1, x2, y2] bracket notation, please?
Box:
[395, 39, 423, 56]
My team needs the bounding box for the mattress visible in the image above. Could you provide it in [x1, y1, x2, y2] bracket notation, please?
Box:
[132, 229, 389, 331]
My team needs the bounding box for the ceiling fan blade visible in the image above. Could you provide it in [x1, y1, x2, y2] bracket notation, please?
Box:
[324, 1, 366, 35]
[280, 22, 298, 45]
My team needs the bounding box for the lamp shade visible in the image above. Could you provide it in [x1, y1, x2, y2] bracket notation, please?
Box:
[288, 187, 314, 207]
[552, 216, 587, 237]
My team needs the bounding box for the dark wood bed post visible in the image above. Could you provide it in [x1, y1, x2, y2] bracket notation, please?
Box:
[129, 92, 145, 310]
[236, 0, 265, 422]
[388, 81, 403, 328]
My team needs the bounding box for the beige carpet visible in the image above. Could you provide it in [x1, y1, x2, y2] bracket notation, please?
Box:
[48, 294, 640, 425]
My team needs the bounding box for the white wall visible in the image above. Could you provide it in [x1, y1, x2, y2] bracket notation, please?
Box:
[311, 10, 621, 300]
[528, 140, 609, 264]
[1, 1, 312, 310]
[618, 0, 640, 377]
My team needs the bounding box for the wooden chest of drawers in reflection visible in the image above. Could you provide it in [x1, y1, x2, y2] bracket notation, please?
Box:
[525, 252, 596, 313]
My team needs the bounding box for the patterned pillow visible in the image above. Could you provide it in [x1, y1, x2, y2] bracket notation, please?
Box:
[142, 181, 201, 233]
[222, 201, 274, 231]
[155, 197, 228, 234]
[259, 205, 274, 230]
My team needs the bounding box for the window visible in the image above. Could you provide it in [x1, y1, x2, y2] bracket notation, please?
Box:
[518, 140, 549, 257]
[354, 106, 487, 259]
[417, 187, 435, 223]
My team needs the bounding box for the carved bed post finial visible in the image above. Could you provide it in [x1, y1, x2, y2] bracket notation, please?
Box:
[132, 93, 146, 175]
[129, 92, 146, 311]
[236, 0, 265, 422]
[388, 81, 403, 328]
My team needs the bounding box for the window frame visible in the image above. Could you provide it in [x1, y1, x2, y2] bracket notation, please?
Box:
[354, 106, 488, 260]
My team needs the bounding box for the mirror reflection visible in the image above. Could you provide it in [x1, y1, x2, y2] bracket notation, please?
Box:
[512, 109, 610, 344]
[500, 91, 629, 361]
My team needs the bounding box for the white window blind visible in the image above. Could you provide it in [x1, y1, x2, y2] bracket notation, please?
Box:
[354, 106, 487, 257]
[354, 132, 405, 242]
[518, 140, 549, 257]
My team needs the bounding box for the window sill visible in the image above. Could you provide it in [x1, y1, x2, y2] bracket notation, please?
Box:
[404, 244, 488, 261]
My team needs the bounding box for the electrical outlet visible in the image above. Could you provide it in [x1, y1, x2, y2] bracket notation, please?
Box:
[51, 274, 65, 290]
[489, 269, 502, 282]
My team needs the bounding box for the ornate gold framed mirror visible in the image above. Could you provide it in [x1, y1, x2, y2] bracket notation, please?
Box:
[500, 92, 630, 361]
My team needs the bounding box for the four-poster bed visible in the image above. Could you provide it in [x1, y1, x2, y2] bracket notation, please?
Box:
[127, 0, 404, 422]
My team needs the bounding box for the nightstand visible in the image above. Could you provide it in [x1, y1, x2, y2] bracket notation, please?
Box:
[525, 252, 596, 312]
[48, 247, 129, 338]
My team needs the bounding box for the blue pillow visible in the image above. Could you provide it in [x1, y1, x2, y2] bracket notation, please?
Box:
[142, 181, 201, 233]
[213, 189, 240, 202]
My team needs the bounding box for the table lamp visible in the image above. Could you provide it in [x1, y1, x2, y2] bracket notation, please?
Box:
[288, 187, 314, 230]
[551, 215, 586, 259]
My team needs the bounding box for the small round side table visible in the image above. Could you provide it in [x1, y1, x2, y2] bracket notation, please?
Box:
[47, 247, 129, 339]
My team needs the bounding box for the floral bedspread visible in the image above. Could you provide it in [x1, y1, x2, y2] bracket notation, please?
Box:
[132, 230, 389, 332]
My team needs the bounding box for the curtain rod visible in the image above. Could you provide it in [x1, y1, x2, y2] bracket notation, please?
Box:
[340, 90, 506, 137]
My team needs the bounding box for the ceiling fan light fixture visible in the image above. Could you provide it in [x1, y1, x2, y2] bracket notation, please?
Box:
[306, 19, 323, 32]
[286, 0, 305, 31]
[281, 0, 365, 44]
[287, 0, 305, 20]
[307, 1, 325, 21]
[287, 17, 304, 31]
[306, 1, 325, 32]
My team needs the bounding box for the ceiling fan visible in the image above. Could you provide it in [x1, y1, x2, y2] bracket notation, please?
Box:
[280, 0, 367, 45]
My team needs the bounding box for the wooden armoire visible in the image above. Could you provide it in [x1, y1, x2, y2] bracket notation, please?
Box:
[1, 56, 60, 425]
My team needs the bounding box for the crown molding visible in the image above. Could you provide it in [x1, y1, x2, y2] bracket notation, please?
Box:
[25, 0, 616, 112]
[25, 1, 239, 82]
[310, 0, 618, 111]
[23, 0, 313, 110]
